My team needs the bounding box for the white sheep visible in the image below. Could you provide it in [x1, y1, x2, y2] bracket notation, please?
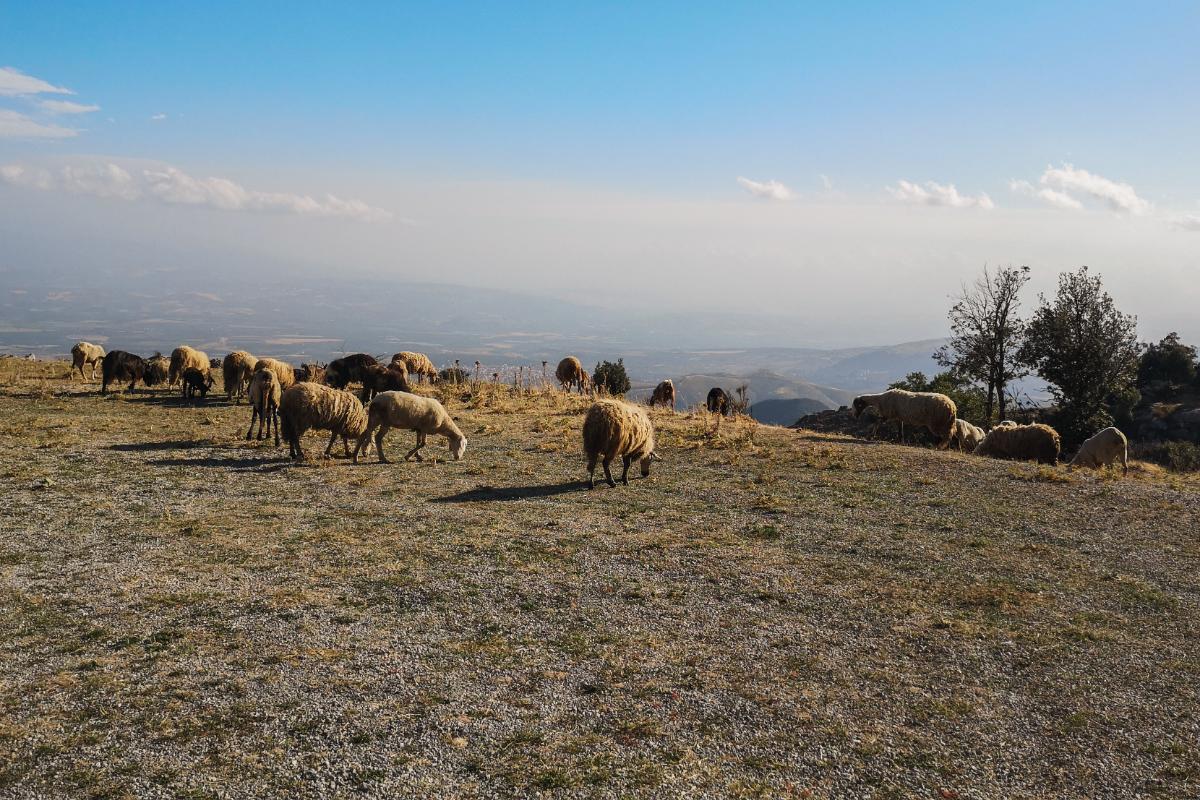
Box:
[390, 351, 438, 384]
[278, 382, 369, 460]
[354, 391, 467, 463]
[950, 418, 985, 452]
[1070, 426, 1129, 475]
[254, 357, 296, 391]
[70, 342, 106, 380]
[246, 368, 281, 446]
[851, 389, 957, 449]
[582, 399, 660, 488]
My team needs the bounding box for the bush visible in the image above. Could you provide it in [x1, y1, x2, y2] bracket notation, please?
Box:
[592, 359, 631, 397]
[1131, 440, 1200, 472]
[439, 367, 469, 384]
[1137, 332, 1197, 391]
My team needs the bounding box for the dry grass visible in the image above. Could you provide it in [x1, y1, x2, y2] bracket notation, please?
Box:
[1, 359, 1199, 799]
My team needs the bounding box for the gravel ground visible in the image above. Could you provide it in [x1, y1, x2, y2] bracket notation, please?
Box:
[1, 361, 1198, 799]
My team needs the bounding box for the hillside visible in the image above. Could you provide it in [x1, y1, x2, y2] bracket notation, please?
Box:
[1, 360, 1198, 799]
[630, 370, 855, 414]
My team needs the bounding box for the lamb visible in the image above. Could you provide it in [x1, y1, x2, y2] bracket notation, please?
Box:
[169, 346, 211, 386]
[555, 357, 589, 394]
[325, 353, 380, 389]
[949, 418, 985, 452]
[254, 357, 296, 391]
[355, 391, 466, 464]
[279, 382, 370, 460]
[70, 341, 106, 380]
[222, 351, 257, 402]
[582, 399, 661, 488]
[359, 362, 411, 403]
[101, 351, 146, 394]
[851, 389, 957, 449]
[181, 367, 214, 402]
[706, 387, 731, 416]
[1070, 426, 1129, 475]
[143, 353, 170, 387]
[390, 352, 438, 384]
[246, 368, 282, 446]
[649, 379, 676, 410]
[973, 423, 1061, 465]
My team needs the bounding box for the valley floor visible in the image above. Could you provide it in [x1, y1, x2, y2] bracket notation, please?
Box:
[1, 360, 1198, 799]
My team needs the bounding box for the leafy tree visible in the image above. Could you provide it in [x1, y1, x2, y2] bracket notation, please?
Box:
[592, 359, 631, 396]
[1137, 332, 1197, 390]
[1018, 266, 1141, 446]
[934, 265, 1030, 423]
[890, 370, 988, 427]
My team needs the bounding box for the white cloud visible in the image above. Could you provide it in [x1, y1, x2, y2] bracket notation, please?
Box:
[150, 113, 167, 121]
[1008, 178, 1083, 210]
[819, 174, 833, 191]
[1168, 213, 1200, 232]
[0, 109, 78, 139]
[1039, 163, 1151, 215]
[38, 99, 100, 115]
[0, 66, 73, 97]
[888, 179, 994, 209]
[0, 158, 392, 222]
[737, 176, 794, 201]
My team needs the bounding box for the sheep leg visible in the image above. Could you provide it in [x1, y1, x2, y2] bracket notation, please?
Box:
[587, 454, 599, 489]
[271, 409, 280, 447]
[246, 407, 259, 440]
[620, 455, 632, 485]
[324, 431, 339, 457]
[602, 458, 617, 488]
[405, 431, 427, 462]
[375, 424, 391, 463]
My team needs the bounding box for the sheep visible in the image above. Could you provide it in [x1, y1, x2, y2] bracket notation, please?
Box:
[582, 399, 661, 489]
[325, 353, 380, 389]
[706, 387, 731, 416]
[222, 351, 256, 402]
[246, 368, 282, 446]
[359, 362, 411, 403]
[995, 420, 1018, 428]
[168, 346, 210, 386]
[70, 341, 106, 380]
[354, 390, 467, 464]
[648, 379, 676, 410]
[851, 389, 957, 449]
[555, 357, 589, 394]
[1070, 426, 1129, 475]
[181, 367, 215, 402]
[143, 353, 170, 387]
[390, 351, 438, 384]
[254, 357, 296, 391]
[973, 423, 1061, 465]
[949, 418, 986, 452]
[295, 362, 326, 383]
[279, 382, 370, 460]
[101, 351, 146, 394]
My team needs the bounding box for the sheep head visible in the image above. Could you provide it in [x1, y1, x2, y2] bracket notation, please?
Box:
[450, 435, 468, 461]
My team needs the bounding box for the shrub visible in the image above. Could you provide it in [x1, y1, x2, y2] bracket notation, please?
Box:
[592, 359, 631, 397]
[1132, 441, 1200, 472]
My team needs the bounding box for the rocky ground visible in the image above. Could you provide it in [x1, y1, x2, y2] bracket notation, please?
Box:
[1, 359, 1198, 799]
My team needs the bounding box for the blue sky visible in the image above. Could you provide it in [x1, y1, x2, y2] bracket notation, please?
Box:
[1, 2, 1198, 343]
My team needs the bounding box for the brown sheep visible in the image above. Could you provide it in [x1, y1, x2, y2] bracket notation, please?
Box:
[582, 399, 660, 488]
[649, 379, 676, 410]
[973, 423, 1061, 465]
[555, 357, 589, 394]
[279, 382, 369, 460]
[851, 389, 957, 449]
[181, 367, 214, 402]
[169, 346, 210, 386]
[254, 357, 296, 391]
[222, 351, 257, 402]
[359, 362, 411, 403]
[143, 353, 170, 387]
[391, 351, 438, 384]
[246, 368, 282, 446]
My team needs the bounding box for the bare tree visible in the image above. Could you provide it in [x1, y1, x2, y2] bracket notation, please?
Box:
[935, 265, 1030, 422]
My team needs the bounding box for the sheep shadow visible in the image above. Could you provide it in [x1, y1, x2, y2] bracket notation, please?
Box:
[109, 440, 215, 452]
[145, 455, 291, 472]
[790, 433, 876, 446]
[430, 481, 587, 503]
[123, 394, 235, 408]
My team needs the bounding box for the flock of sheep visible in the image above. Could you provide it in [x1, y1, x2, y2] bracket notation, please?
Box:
[69, 342, 1128, 485]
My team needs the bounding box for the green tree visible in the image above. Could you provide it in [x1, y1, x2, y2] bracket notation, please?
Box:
[934, 265, 1030, 422]
[1018, 266, 1141, 446]
[592, 359, 631, 396]
[1137, 332, 1197, 391]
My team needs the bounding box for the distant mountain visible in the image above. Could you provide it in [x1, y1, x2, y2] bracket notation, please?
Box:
[749, 397, 831, 426]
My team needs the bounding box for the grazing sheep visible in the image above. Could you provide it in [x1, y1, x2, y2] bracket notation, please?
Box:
[295, 362, 326, 383]
[706, 387, 731, 416]
[101, 351, 146, 394]
[582, 399, 660, 489]
[851, 389, 957, 449]
[325, 353, 380, 389]
[555, 357, 589, 394]
[973, 423, 1061, 465]
[649, 379, 676, 410]
[359, 362, 411, 403]
[950, 418, 986, 452]
[390, 351, 438, 384]
[181, 367, 214, 402]
[279, 382, 369, 460]
[222, 351, 256, 402]
[246, 368, 282, 446]
[70, 341, 106, 380]
[142, 353, 170, 387]
[994, 420, 1018, 428]
[1070, 426, 1129, 475]
[254, 357, 296, 391]
[355, 391, 466, 464]
[169, 346, 210, 386]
